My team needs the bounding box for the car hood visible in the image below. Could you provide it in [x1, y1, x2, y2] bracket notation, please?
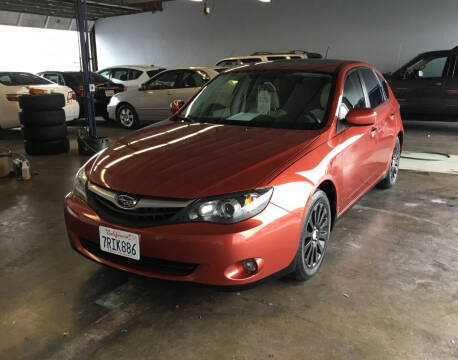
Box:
[88, 120, 321, 199]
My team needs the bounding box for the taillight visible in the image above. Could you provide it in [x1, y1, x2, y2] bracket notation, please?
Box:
[123, 86, 127, 92]
[6, 94, 19, 102]
[78, 87, 85, 97]
[67, 91, 76, 101]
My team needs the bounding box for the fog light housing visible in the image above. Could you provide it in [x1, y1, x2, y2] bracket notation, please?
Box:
[242, 258, 258, 274]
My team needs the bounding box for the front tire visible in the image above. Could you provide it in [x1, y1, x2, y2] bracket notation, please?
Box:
[116, 104, 139, 129]
[377, 137, 401, 189]
[293, 190, 331, 281]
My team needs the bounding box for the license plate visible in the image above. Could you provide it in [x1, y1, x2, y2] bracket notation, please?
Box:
[99, 226, 140, 260]
[105, 90, 115, 97]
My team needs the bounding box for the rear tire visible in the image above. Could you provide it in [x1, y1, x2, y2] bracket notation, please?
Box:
[20, 109, 65, 127]
[116, 103, 139, 129]
[377, 137, 401, 189]
[25, 138, 69, 156]
[292, 190, 331, 281]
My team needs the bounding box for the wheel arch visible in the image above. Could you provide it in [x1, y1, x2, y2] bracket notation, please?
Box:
[397, 130, 404, 149]
[317, 180, 337, 230]
[115, 101, 136, 117]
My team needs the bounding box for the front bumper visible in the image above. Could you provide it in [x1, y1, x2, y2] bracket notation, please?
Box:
[64, 193, 302, 286]
[107, 104, 116, 120]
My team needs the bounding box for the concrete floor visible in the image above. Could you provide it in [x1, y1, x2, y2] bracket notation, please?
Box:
[0, 120, 457, 360]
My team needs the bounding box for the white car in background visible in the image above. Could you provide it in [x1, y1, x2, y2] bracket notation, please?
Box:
[215, 50, 322, 67]
[107, 67, 225, 128]
[0, 72, 79, 129]
[97, 65, 166, 90]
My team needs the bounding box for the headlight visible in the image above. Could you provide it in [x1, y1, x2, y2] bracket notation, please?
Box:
[108, 95, 120, 107]
[185, 188, 273, 224]
[73, 166, 88, 201]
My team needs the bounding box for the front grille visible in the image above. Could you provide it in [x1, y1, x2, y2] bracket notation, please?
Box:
[86, 184, 189, 228]
[80, 238, 198, 276]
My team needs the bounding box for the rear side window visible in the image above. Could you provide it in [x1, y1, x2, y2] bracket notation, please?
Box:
[111, 68, 129, 81]
[376, 73, 390, 100]
[129, 69, 143, 80]
[216, 60, 239, 67]
[339, 71, 366, 120]
[240, 58, 262, 64]
[360, 68, 385, 108]
[0, 72, 51, 86]
[99, 70, 111, 79]
[267, 56, 287, 61]
[178, 70, 209, 88]
[146, 69, 165, 78]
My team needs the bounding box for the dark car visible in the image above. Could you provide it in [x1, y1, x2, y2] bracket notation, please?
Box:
[38, 71, 125, 119]
[386, 46, 458, 121]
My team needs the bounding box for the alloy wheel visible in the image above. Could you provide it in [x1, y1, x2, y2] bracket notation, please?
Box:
[119, 107, 134, 128]
[303, 202, 329, 269]
[390, 142, 401, 184]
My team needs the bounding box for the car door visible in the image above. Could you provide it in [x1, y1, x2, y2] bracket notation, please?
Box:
[441, 51, 458, 117]
[335, 69, 381, 207]
[134, 70, 181, 121]
[389, 51, 451, 115]
[359, 67, 396, 176]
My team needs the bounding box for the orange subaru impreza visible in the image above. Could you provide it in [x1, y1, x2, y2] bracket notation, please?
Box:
[65, 60, 403, 287]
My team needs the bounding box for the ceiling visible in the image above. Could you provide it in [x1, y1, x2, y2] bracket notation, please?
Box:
[0, 0, 170, 30]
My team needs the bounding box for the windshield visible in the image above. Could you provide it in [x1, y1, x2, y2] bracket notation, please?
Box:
[0, 72, 52, 86]
[178, 70, 334, 130]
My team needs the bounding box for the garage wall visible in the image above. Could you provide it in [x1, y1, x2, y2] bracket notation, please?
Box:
[95, 0, 458, 73]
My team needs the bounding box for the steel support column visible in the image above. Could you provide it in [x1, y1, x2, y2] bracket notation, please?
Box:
[75, 0, 97, 137]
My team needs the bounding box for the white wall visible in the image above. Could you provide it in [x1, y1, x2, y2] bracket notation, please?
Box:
[95, 0, 458, 73]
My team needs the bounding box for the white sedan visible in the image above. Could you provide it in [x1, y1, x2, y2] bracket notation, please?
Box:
[107, 67, 225, 129]
[97, 65, 166, 90]
[0, 72, 80, 129]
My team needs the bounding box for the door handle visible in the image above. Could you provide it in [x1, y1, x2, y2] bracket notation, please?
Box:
[370, 127, 377, 138]
[432, 82, 442, 87]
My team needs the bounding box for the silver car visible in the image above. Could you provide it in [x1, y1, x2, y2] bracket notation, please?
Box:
[107, 67, 225, 129]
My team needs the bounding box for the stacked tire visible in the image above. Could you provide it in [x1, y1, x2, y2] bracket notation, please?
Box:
[19, 94, 70, 155]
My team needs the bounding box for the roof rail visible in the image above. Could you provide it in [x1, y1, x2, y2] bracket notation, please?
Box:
[251, 51, 274, 55]
[288, 50, 307, 54]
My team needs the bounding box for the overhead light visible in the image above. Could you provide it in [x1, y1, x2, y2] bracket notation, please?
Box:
[258, 0, 272, 2]
[190, 0, 203, 2]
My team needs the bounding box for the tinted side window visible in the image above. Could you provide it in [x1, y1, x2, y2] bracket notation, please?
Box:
[339, 71, 366, 120]
[404, 54, 448, 79]
[360, 68, 385, 108]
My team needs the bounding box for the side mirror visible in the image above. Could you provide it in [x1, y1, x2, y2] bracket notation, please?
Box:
[170, 99, 185, 114]
[346, 108, 376, 126]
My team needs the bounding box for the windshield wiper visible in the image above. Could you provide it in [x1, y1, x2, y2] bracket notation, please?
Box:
[173, 114, 197, 123]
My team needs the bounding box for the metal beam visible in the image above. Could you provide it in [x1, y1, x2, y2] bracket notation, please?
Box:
[75, 0, 97, 137]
